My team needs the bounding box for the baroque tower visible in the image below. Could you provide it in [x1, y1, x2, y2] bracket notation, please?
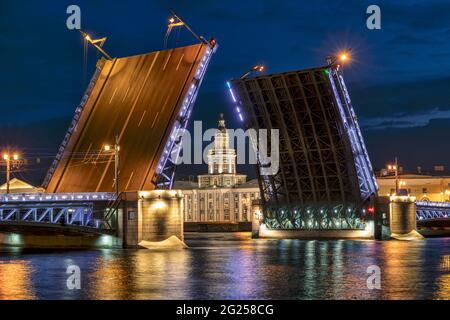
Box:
[198, 114, 246, 188]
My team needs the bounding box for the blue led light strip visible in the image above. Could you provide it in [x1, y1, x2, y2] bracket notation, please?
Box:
[226, 81, 244, 122]
[327, 68, 378, 201]
[155, 44, 217, 188]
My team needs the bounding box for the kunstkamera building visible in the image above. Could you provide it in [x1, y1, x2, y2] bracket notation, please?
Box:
[174, 114, 260, 226]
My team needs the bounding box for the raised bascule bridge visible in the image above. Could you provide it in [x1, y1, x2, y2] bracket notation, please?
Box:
[1, 29, 447, 246]
[229, 64, 378, 238]
[229, 62, 449, 239]
[0, 15, 218, 248]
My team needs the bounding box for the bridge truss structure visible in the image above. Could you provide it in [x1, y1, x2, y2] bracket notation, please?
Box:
[0, 192, 118, 233]
[416, 201, 450, 220]
[229, 65, 378, 230]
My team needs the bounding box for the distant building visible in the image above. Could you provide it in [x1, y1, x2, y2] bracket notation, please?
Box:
[0, 178, 45, 194]
[174, 114, 260, 223]
[377, 174, 450, 202]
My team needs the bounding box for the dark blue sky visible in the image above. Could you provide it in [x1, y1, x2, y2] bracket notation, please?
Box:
[1, 0, 450, 183]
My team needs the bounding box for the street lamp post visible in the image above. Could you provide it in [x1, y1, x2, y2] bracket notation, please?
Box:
[104, 135, 120, 196]
[394, 157, 399, 194]
[2, 152, 19, 194]
[386, 158, 399, 195]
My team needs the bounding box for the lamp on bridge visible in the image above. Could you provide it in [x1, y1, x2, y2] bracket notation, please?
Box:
[387, 164, 397, 171]
[240, 64, 265, 80]
[79, 30, 113, 60]
[103, 135, 120, 196]
[165, 9, 208, 47]
[338, 52, 350, 63]
[326, 49, 352, 67]
[1, 152, 20, 194]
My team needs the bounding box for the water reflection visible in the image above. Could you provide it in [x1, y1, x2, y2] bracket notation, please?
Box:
[436, 242, 450, 299]
[379, 241, 423, 299]
[89, 251, 132, 300]
[0, 235, 448, 300]
[0, 260, 35, 299]
[131, 250, 190, 300]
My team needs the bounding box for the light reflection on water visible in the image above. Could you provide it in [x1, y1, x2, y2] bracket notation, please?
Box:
[0, 233, 449, 300]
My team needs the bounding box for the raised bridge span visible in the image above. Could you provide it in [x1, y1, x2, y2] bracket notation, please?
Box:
[44, 42, 215, 193]
[228, 64, 449, 238]
[0, 39, 217, 247]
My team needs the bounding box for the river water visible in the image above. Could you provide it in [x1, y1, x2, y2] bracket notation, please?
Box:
[0, 233, 449, 300]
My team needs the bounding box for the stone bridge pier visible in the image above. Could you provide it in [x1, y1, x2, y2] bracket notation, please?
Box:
[120, 190, 184, 248]
[0, 190, 185, 249]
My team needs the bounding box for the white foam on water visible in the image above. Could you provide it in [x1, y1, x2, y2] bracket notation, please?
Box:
[138, 236, 188, 250]
[391, 230, 424, 241]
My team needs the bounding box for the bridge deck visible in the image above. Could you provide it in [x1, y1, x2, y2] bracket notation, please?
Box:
[416, 200, 450, 220]
[44, 43, 210, 193]
[0, 192, 119, 234]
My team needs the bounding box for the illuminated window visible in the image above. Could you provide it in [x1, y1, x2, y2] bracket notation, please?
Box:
[128, 211, 136, 221]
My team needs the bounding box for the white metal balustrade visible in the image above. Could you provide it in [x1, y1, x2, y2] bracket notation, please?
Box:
[0, 192, 119, 232]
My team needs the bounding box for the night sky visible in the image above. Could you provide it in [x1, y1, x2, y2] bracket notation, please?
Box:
[1, 0, 450, 185]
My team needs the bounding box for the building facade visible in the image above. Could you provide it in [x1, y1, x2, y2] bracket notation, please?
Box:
[179, 172, 450, 223]
[175, 114, 260, 223]
[377, 174, 450, 202]
[0, 178, 45, 194]
[179, 183, 260, 223]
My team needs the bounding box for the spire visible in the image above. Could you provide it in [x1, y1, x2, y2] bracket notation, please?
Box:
[218, 113, 226, 132]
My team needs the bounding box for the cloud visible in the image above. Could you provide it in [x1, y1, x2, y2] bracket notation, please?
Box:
[349, 76, 450, 118]
[380, 1, 450, 31]
[0, 116, 70, 185]
[364, 118, 450, 170]
[361, 108, 450, 130]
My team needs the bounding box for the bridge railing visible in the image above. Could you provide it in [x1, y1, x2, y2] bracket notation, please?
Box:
[416, 201, 450, 220]
[0, 192, 119, 232]
[0, 205, 101, 229]
[0, 192, 116, 203]
[416, 201, 450, 208]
